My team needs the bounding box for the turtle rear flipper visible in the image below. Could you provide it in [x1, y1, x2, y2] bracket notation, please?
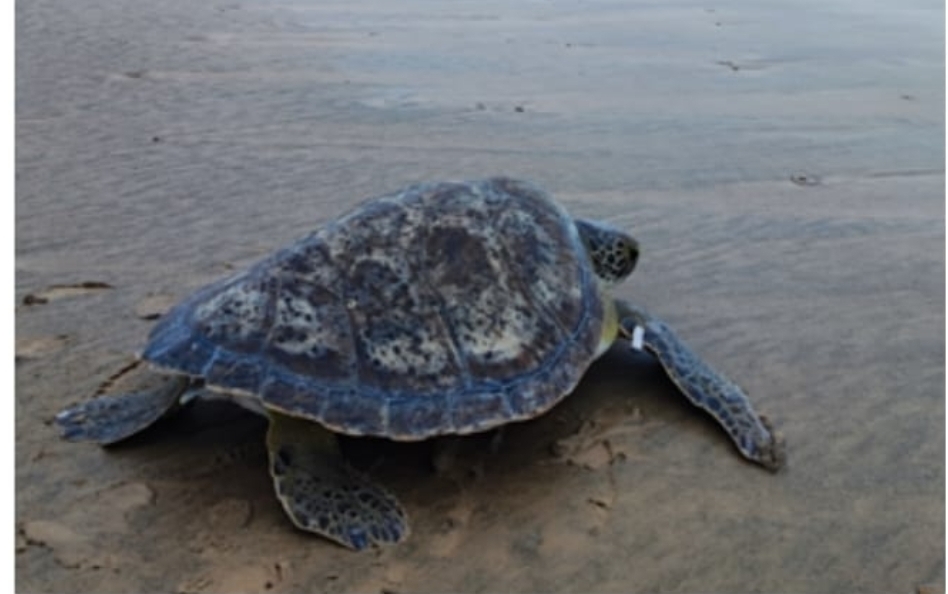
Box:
[266, 412, 409, 550]
[55, 376, 190, 445]
[618, 303, 786, 472]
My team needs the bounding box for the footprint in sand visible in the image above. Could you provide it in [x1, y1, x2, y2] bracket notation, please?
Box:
[21, 281, 113, 305]
[427, 495, 476, 558]
[19, 482, 156, 571]
[15, 335, 69, 361]
[134, 293, 177, 320]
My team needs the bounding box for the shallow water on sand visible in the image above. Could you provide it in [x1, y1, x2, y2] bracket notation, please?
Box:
[16, 0, 944, 591]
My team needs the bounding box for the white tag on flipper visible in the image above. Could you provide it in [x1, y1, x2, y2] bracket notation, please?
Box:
[630, 325, 645, 351]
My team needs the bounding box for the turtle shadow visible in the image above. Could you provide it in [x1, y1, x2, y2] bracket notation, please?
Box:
[91, 344, 737, 542]
[342, 343, 739, 498]
[100, 399, 268, 451]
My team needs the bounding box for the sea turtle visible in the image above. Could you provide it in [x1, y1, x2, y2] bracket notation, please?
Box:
[56, 177, 785, 550]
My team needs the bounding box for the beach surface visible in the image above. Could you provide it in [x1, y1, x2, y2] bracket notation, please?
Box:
[16, 0, 944, 591]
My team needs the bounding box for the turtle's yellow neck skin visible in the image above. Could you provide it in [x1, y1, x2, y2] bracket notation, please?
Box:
[595, 289, 620, 358]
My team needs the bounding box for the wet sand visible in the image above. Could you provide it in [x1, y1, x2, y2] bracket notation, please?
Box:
[16, 0, 944, 592]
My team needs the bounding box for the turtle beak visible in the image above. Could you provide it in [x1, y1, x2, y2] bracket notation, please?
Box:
[624, 237, 640, 277]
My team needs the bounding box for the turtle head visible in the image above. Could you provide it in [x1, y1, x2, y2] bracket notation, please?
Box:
[574, 218, 639, 284]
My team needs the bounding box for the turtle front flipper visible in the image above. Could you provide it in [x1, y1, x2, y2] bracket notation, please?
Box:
[265, 411, 409, 550]
[616, 301, 786, 472]
[55, 376, 191, 445]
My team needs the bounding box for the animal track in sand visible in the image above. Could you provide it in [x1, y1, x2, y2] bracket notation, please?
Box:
[22, 281, 113, 305]
[16, 334, 70, 361]
[135, 293, 177, 320]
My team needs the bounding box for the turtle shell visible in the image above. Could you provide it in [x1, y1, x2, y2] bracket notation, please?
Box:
[143, 177, 606, 439]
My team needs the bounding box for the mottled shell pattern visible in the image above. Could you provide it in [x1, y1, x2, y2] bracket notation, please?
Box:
[143, 178, 606, 439]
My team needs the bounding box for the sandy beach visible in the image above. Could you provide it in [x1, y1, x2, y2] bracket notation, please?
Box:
[16, 0, 944, 592]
